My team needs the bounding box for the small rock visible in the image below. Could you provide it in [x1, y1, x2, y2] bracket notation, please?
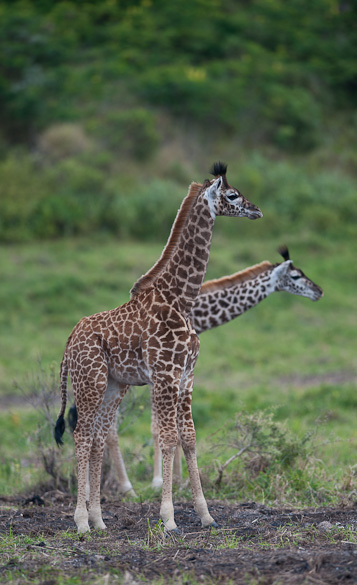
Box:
[318, 521, 334, 531]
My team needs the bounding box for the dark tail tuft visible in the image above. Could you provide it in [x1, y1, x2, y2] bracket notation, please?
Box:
[54, 414, 66, 447]
[67, 404, 78, 433]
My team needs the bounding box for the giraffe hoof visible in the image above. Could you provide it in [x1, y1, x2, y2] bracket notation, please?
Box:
[151, 477, 163, 490]
[93, 520, 107, 531]
[77, 523, 90, 534]
[166, 527, 181, 536]
[124, 488, 138, 498]
[210, 521, 220, 529]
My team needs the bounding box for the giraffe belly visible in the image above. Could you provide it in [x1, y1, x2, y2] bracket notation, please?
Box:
[108, 354, 152, 387]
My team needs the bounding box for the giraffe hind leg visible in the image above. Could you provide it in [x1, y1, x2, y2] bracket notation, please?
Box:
[72, 354, 109, 534]
[106, 412, 137, 497]
[87, 379, 129, 529]
[73, 395, 105, 533]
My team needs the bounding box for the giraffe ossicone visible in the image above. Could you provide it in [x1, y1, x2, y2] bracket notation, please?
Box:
[54, 163, 262, 533]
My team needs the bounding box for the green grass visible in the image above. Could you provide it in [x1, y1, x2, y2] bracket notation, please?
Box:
[0, 229, 356, 502]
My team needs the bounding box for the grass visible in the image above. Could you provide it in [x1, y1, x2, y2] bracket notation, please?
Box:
[0, 228, 356, 501]
[1, 230, 354, 395]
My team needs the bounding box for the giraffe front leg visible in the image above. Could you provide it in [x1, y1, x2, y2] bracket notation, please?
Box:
[177, 376, 217, 528]
[150, 387, 163, 489]
[173, 443, 182, 484]
[152, 377, 180, 531]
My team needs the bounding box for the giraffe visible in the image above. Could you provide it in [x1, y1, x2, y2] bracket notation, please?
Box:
[68, 246, 323, 496]
[152, 245, 324, 485]
[54, 162, 262, 533]
[191, 245, 323, 334]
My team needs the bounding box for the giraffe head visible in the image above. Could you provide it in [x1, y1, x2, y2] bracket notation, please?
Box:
[272, 246, 323, 301]
[203, 162, 263, 220]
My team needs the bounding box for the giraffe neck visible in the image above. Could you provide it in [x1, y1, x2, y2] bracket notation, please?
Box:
[191, 262, 275, 334]
[155, 193, 215, 314]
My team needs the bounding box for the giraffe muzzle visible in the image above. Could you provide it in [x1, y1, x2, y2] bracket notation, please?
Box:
[311, 287, 324, 301]
[246, 205, 263, 220]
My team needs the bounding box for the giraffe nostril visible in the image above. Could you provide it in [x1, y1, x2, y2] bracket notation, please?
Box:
[247, 205, 263, 220]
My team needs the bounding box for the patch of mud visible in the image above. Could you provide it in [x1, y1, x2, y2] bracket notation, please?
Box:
[1, 493, 357, 584]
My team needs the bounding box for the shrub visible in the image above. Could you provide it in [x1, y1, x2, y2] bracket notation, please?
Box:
[97, 109, 159, 161]
[264, 86, 322, 152]
[110, 179, 184, 240]
[202, 410, 329, 505]
[37, 123, 94, 161]
[0, 153, 49, 241]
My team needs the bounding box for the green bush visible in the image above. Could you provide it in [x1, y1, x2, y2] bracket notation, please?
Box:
[37, 123, 94, 161]
[0, 0, 355, 145]
[0, 147, 355, 242]
[111, 179, 184, 240]
[96, 109, 159, 161]
[264, 86, 322, 151]
[0, 153, 48, 241]
[203, 410, 329, 505]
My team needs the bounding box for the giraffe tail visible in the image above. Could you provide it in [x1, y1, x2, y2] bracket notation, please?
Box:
[68, 403, 78, 433]
[54, 351, 69, 447]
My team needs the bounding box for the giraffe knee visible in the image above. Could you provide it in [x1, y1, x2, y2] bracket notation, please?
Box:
[179, 428, 197, 452]
[106, 430, 118, 448]
[159, 429, 179, 450]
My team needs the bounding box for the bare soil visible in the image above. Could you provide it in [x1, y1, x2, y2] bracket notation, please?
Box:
[1, 492, 357, 584]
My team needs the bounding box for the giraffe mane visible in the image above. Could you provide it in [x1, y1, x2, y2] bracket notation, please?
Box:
[200, 261, 273, 294]
[130, 182, 203, 297]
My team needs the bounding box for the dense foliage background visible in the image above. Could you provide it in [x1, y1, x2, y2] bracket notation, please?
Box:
[0, 0, 356, 242]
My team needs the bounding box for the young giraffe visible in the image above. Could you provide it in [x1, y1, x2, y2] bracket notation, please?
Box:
[54, 163, 262, 533]
[78, 246, 322, 496]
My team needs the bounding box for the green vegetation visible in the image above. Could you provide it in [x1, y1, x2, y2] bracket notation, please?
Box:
[0, 233, 356, 505]
[0, 2, 356, 582]
[0, 0, 356, 242]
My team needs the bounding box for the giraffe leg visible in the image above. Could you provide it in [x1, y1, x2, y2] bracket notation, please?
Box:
[106, 407, 137, 497]
[73, 433, 93, 534]
[88, 379, 129, 529]
[87, 432, 107, 530]
[73, 383, 107, 534]
[152, 377, 180, 531]
[151, 390, 180, 488]
[177, 376, 216, 528]
[150, 387, 163, 489]
[173, 443, 182, 484]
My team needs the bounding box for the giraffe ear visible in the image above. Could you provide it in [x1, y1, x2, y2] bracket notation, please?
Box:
[205, 176, 222, 200]
[274, 260, 292, 277]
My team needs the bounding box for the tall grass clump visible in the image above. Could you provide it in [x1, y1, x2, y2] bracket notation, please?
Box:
[197, 410, 349, 507]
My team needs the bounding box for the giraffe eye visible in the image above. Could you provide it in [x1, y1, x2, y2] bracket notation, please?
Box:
[226, 193, 238, 201]
[290, 272, 301, 280]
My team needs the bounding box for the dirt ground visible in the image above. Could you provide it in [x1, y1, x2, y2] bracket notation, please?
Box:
[1, 492, 357, 584]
